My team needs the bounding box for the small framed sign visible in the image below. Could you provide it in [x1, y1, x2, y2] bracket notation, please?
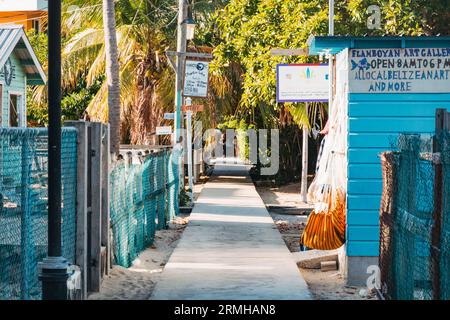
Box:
[276, 64, 329, 102]
[156, 126, 173, 136]
[164, 113, 175, 120]
[183, 60, 209, 98]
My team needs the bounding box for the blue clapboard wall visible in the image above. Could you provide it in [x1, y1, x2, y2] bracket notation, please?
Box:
[346, 93, 450, 256]
[308, 36, 450, 257]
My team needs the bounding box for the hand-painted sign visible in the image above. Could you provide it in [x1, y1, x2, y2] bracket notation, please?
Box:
[156, 126, 173, 135]
[349, 48, 450, 93]
[183, 60, 209, 98]
[181, 104, 204, 113]
[276, 64, 329, 102]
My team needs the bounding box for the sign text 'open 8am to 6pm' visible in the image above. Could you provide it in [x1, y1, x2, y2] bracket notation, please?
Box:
[276, 64, 329, 103]
[349, 48, 450, 93]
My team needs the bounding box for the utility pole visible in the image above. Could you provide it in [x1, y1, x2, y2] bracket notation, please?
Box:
[39, 0, 69, 300]
[174, 0, 188, 142]
[300, 103, 309, 203]
[328, 0, 334, 105]
[329, 0, 334, 36]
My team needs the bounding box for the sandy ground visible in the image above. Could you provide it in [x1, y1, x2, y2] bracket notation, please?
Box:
[90, 176, 376, 300]
[88, 175, 209, 300]
[255, 180, 315, 210]
[256, 182, 378, 301]
[88, 215, 189, 300]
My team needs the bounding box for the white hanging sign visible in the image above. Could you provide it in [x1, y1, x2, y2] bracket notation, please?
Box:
[156, 126, 173, 136]
[349, 48, 450, 93]
[276, 64, 329, 102]
[183, 60, 210, 97]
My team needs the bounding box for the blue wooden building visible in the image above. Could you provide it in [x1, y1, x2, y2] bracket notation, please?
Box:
[0, 24, 46, 127]
[308, 36, 450, 285]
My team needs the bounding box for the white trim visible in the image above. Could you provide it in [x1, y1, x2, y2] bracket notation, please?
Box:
[0, 26, 46, 84]
[8, 90, 23, 127]
[20, 33, 46, 83]
[23, 75, 27, 127]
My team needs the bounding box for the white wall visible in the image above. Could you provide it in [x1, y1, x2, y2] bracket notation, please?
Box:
[0, 0, 47, 11]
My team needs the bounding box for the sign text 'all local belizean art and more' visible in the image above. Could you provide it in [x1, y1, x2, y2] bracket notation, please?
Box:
[183, 60, 210, 98]
[276, 64, 329, 102]
[349, 48, 450, 93]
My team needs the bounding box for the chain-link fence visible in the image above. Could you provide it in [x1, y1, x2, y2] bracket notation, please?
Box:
[110, 149, 180, 268]
[380, 131, 450, 300]
[0, 128, 78, 300]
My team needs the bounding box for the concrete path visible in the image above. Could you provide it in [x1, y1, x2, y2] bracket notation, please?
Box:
[151, 159, 312, 300]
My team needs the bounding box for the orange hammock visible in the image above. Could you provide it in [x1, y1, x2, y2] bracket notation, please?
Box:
[301, 193, 346, 250]
[302, 84, 348, 251]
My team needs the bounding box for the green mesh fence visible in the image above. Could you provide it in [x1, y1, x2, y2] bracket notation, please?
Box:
[441, 131, 450, 300]
[110, 149, 180, 268]
[380, 132, 450, 300]
[0, 128, 78, 300]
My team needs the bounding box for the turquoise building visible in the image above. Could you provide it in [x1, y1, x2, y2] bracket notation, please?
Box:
[308, 36, 450, 285]
[0, 24, 46, 127]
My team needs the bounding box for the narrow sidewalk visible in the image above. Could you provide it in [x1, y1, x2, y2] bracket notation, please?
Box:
[151, 160, 312, 300]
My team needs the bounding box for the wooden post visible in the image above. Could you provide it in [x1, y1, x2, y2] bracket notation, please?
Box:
[101, 124, 111, 275]
[300, 103, 309, 203]
[90, 122, 103, 292]
[431, 108, 446, 300]
[64, 121, 89, 299]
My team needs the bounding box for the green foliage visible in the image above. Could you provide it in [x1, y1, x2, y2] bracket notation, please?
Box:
[28, 77, 104, 126]
[212, 0, 450, 129]
[61, 77, 104, 122]
[179, 188, 192, 207]
[27, 30, 48, 65]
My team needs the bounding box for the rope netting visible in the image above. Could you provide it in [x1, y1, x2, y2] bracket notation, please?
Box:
[110, 149, 180, 268]
[380, 132, 450, 300]
[0, 128, 78, 300]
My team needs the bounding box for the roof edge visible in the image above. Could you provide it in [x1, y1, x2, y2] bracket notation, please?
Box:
[308, 35, 450, 55]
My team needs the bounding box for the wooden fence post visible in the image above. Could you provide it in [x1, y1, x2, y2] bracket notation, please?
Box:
[101, 124, 111, 275]
[89, 122, 103, 292]
[64, 121, 89, 299]
[431, 108, 446, 300]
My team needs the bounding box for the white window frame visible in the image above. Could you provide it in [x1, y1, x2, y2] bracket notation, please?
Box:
[31, 19, 41, 33]
[8, 91, 24, 127]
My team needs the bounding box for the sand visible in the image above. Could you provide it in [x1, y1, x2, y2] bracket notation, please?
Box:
[256, 182, 378, 300]
[88, 215, 189, 300]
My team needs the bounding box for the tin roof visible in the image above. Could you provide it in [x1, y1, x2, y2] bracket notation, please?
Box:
[307, 35, 450, 55]
[0, 24, 46, 85]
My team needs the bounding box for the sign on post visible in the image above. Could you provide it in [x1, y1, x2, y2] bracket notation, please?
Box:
[183, 61, 209, 97]
[164, 113, 175, 120]
[181, 104, 204, 113]
[156, 126, 173, 136]
[276, 64, 329, 102]
[349, 48, 450, 93]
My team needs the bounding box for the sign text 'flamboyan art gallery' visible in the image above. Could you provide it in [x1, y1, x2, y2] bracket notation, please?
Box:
[349, 48, 450, 93]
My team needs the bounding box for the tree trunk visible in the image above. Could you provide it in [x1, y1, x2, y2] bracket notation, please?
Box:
[103, 0, 121, 156]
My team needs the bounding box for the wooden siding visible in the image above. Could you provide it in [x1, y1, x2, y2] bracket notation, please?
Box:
[347, 93, 450, 256]
[1, 52, 27, 127]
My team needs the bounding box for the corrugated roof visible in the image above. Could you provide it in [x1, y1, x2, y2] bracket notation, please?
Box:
[0, 24, 46, 85]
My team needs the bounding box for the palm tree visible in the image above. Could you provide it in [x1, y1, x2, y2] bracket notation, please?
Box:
[30, 0, 238, 144]
[102, 0, 121, 155]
